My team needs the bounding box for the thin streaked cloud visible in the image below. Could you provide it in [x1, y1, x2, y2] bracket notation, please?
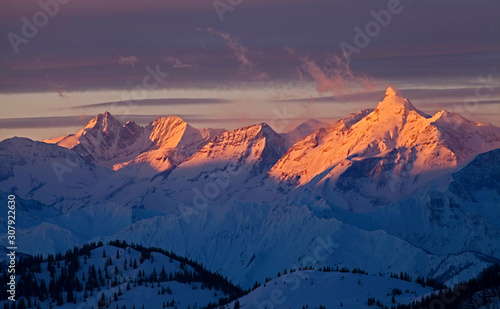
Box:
[275, 88, 500, 104]
[67, 98, 234, 110]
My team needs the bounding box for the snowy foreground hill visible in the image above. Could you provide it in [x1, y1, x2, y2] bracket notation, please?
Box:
[226, 270, 434, 309]
[0, 243, 245, 309]
[1, 87, 500, 307]
[2, 243, 499, 308]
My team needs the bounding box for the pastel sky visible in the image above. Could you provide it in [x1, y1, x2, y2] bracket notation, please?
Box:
[1, 0, 499, 140]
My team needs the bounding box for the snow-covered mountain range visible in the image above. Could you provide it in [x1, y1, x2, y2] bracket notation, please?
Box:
[44, 112, 224, 173]
[1, 87, 500, 294]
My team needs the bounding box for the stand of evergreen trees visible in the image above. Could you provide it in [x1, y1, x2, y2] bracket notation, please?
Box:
[107, 240, 245, 299]
[0, 240, 246, 309]
[390, 264, 500, 309]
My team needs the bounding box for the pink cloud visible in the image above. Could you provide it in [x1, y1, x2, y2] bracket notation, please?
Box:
[286, 48, 374, 96]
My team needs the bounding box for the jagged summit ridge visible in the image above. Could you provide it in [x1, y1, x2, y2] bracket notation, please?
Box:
[177, 121, 286, 168]
[153, 121, 288, 208]
[83, 111, 122, 132]
[268, 87, 500, 208]
[374, 87, 430, 119]
[384, 86, 399, 97]
[376, 86, 415, 111]
[43, 112, 224, 171]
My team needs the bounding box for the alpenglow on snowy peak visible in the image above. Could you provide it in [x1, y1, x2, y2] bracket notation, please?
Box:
[145, 122, 289, 209]
[43, 112, 225, 171]
[268, 87, 500, 206]
[378, 86, 416, 110]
